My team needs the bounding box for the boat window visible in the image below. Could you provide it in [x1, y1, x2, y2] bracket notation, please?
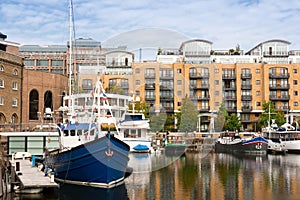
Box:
[70, 130, 75, 136]
[124, 129, 129, 137]
[77, 130, 82, 136]
[138, 129, 141, 137]
[64, 130, 69, 136]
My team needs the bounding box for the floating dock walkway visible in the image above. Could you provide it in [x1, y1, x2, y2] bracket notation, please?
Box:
[12, 159, 58, 193]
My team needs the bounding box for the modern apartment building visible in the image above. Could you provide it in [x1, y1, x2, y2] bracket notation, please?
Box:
[14, 36, 300, 132]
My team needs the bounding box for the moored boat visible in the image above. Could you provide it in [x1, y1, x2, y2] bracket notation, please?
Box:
[164, 134, 186, 156]
[116, 96, 153, 153]
[262, 120, 300, 154]
[215, 133, 268, 154]
[45, 79, 130, 188]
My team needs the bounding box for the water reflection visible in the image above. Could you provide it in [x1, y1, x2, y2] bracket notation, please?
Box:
[125, 152, 300, 200]
[8, 152, 300, 200]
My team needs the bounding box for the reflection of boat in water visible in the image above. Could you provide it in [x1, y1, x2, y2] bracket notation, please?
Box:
[126, 153, 151, 188]
[215, 132, 268, 155]
[59, 183, 128, 200]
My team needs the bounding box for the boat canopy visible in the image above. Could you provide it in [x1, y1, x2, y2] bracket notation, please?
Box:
[64, 123, 96, 130]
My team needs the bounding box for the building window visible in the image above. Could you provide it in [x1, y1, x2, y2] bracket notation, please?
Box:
[215, 69, 219, 74]
[256, 102, 261, 107]
[177, 69, 182, 73]
[178, 102, 181, 106]
[82, 79, 93, 90]
[294, 80, 298, 85]
[177, 80, 182, 85]
[135, 91, 140, 96]
[136, 80, 140, 85]
[0, 65, 4, 72]
[13, 69, 18, 75]
[52, 60, 63, 66]
[215, 80, 219, 85]
[12, 98, 18, 107]
[29, 89, 39, 120]
[294, 91, 298, 96]
[293, 69, 297, 74]
[12, 81, 18, 90]
[256, 91, 260, 96]
[0, 96, 3, 105]
[37, 60, 49, 66]
[256, 80, 260, 85]
[215, 91, 219, 96]
[135, 68, 140, 74]
[0, 79, 4, 88]
[294, 102, 298, 106]
[177, 91, 182, 96]
[256, 69, 260, 74]
[215, 102, 220, 107]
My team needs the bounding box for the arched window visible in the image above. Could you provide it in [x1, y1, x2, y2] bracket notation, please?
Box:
[29, 90, 39, 120]
[44, 91, 53, 112]
[0, 65, 4, 72]
[0, 113, 6, 123]
[13, 69, 18, 75]
[11, 113, 18, 123]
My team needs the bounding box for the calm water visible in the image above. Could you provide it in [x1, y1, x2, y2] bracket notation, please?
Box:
[4, 152, 300, 200]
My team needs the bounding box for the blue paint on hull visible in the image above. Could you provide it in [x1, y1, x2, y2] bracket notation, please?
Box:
[46, 134, 130, 187]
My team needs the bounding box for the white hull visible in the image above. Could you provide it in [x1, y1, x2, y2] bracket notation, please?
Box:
[115, 136, 153, 153]
[281, 140, 300, 152]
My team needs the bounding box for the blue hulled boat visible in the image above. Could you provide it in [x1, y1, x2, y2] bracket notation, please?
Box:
[46, 132, 130, 187]
[215, 134, 268, 154]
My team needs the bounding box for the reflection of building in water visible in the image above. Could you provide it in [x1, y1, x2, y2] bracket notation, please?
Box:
[125, 153, 300, 199]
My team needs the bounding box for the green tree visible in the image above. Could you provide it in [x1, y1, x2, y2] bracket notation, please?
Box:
[128, 101, 149, 118]
[178, 98, 198, 132]
[225, 114, 242, 131]
[215, 102, 228, 132]
[150, 112, 167, 133]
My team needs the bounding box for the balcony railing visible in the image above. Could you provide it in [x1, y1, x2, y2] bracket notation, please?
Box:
[269, 73, 290, 79]
[189, 73, 209, 79]
[222, 74, 236, 79]
[241, 74, 252, 79]
[269, 95, 290, 101]
[241, 84, 252, 89]
[145, 83, 155, 90]
[241, 95, 252, 100]
[269, 84, 290, 90]
[242, 106, 253, 111]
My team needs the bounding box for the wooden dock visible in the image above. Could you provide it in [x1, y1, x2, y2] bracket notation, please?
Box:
[12, 159, 58, 193]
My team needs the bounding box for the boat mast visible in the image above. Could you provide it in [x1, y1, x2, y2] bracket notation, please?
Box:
[68, 0, 74, 121]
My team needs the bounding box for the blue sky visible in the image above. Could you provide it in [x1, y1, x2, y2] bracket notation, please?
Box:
[2, 0, 300, 52]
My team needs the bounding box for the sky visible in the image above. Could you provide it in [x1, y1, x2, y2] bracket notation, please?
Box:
[2, 0, 300, 54]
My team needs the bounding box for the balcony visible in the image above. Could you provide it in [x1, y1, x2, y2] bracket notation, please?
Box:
[227, 106, 237, 112]
[269, 84, 290, 90]
[145, 83, 155, 90]
[145, 73, 155, 78]
[189, 73, 210, 79]
[241, 74, 252, 79]
[199, 106, 210, 112]
[224, 96, 237, 100]
[145, 96, 155, 101]
[222, 74, 236, 79]
[191, 84, 209, 90]
[269, 95, 290, 101]
[242, 106, 253, 112]
[269, 73, 290, 79]
[224, 86, 236, 91]
[160, 96, 174, 101]
[241, 95, 252, 101]
[241, 84, 252, 90]
[263, 51, 289, 57]
[160, 85, 173, 90]
[191, 95, 210, 101]
[275, 106, 290, 111]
